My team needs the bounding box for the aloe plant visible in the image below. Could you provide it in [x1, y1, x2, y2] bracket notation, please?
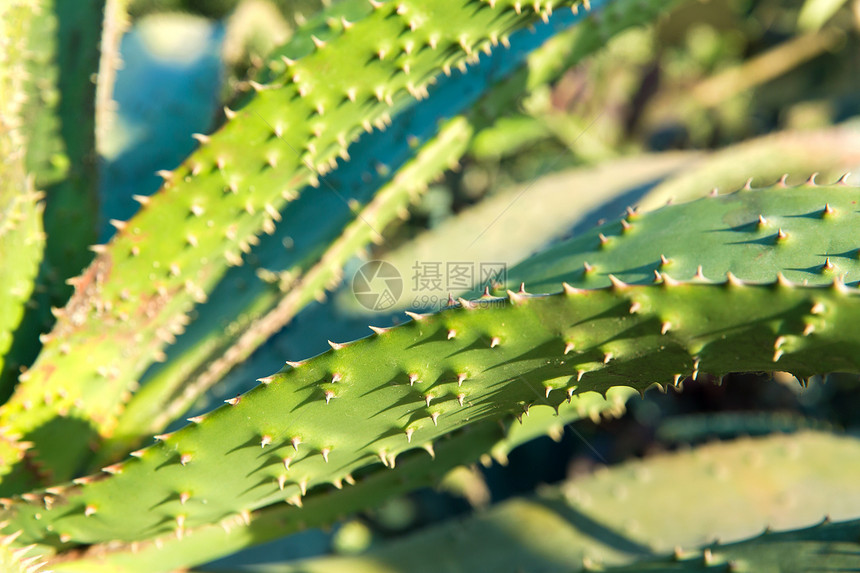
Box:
[0, 0, 858, 571]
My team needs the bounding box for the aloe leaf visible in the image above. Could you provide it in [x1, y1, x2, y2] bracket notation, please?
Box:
[52, 390, 632, 572]
[338, 181, 860, 316]
[0, 0, 45, 379]
[2, 0, 105, 394]
[13, 1, 64, 191]
[4, 274, 860, 547]
[0, 0, 605, 488]
[0, 181, 43, 412]
[39, 0, 103, 290]
[0, 0, 47, 474]
[239, 431, 860, 572]
[506, 182, 860, 293]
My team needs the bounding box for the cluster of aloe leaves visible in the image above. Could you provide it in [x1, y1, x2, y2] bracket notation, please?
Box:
[1, 0, 859, 570]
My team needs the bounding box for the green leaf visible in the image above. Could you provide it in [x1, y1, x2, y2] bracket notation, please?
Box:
[52, 390, 632, 572]
[6, 277, 860, 546]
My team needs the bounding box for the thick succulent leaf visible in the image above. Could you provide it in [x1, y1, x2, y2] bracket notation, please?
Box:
[2, 0, 104, 397]
[52, 390, 632, 572]
[38, 0, 102, 291]
[0, 0, 47, 473]
[342, 181, 860, 316]
[505, 182, 860, 293]
[0, 0, 43, 374]
[13, 0, 64, 190]
[0, 0, 603, 488]
[249, 431, 860, 572]
[0, 184, 43, 407]
[4, 276, 860, 546]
